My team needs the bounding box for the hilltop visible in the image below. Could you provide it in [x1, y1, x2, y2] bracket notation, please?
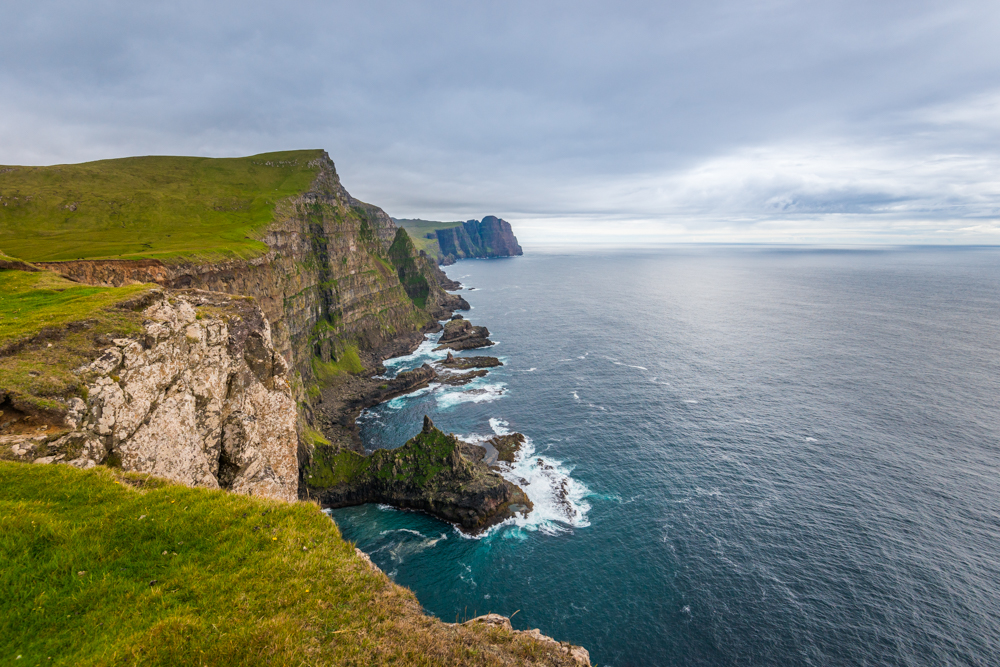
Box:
[0, 150, 324, 263]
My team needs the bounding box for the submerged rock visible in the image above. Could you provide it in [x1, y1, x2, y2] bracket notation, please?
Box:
[488, 432, 526, 464]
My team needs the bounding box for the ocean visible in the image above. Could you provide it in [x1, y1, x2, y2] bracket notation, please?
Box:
[328, 246, 1000, 666]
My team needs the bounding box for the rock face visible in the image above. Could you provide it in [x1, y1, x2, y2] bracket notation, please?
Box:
[434, 319, 495, 351]
[2, 290, 299, 501]
[387, 227, 469, 320]
[434, 216, 523, 265]
[32, 153, 447, 383]
[310, 418, 532, 533]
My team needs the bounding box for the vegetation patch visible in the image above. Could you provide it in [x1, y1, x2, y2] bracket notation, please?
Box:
[0, 150, 323, 263]
[0, 269, 153, 414]
[388, 228, 431, 309]
[308, 447, 373, 488]
[311, 345, 365, 382]
[0, 462, 578, 666]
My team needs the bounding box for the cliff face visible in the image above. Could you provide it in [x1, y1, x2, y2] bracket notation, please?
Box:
[2, 289, 299, 501]
[33, 153, 433, 385]
[434, 216, 523, 265]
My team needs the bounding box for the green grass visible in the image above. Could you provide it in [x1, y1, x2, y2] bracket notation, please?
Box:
[0, 270, 150, 349]
[307, 449, 372, 488]
[388, 228, 431, 309]
[310, 345, 365, 383]
[0, 270, 153, 412]
[0, 150, 324, 263]
[0, 462, 576, 666]
[307, 427, 458, 490]
[392, 219, 463, 257]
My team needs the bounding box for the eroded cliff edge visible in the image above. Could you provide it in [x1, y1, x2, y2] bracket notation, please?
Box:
[2, 288, 299, 501]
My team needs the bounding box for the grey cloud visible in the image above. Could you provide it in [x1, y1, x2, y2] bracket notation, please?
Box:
[2, 0, 999, 242]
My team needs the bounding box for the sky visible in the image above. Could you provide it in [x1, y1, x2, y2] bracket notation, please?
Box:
[3, 0, 1000, 244]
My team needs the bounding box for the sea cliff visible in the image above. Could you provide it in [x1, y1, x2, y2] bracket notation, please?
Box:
[394, 216, 524, 264]
[0, 150, 589, 664]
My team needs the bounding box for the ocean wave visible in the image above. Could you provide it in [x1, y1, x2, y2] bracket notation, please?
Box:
[435, 382, 507, 408]
[456, 420, 592, 538]
[386, 384, 437, 409]
[500, 436, 592, 535]
[382, 337, 448, 376]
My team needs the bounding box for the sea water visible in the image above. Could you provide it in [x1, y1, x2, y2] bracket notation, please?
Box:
[327, 246, 1000, 666]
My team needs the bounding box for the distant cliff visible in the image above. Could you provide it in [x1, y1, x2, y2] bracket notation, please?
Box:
[395, 216, 523, 265]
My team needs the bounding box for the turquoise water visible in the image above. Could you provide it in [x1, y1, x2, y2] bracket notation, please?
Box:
[329, 246, 1000, 666]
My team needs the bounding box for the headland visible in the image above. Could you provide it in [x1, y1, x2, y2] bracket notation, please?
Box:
[0, 150, 588, 664]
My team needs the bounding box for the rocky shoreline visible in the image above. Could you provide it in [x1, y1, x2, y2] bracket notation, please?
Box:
[303, 279, 534, 533]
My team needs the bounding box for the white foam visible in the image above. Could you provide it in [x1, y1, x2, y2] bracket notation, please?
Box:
[684, 399, 698, 404]
[498, 436, 592, 536]
[489, 418, 510, 435]
[572, 391, 580, 400]
[380, 528, 426, 537]
[435, 382, 507, 408]
[382, 337, 448, 376]
[386, 384, 437, 409]
[611, 360, 648, 371]
[805, 436, 818, 442]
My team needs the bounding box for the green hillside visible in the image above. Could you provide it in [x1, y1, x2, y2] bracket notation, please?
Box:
[393, 218, 463, 257]
[0, 150, 324, 263]
[0, 462, 577, 666]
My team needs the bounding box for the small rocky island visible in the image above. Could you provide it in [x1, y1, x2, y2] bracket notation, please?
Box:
[309, 416, 532, 532]
[434, 317, 495, 351]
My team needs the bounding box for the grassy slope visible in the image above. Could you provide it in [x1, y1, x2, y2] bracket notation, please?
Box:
[393, 219, 464, 257]
[0, 150, 323, 263]
[0, 462, 574, 666]
[0, 270, 152, 412]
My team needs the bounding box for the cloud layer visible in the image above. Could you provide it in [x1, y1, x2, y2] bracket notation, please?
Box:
[3, 0, 999, 243]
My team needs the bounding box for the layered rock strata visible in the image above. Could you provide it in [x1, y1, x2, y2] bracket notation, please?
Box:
[31, 153, 444, 383]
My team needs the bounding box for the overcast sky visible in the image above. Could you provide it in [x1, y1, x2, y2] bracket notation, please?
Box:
[3, 1, 1000, 243]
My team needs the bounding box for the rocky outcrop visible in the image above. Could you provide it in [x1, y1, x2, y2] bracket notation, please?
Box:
[488, 432, 526, 464]
[387, 227, 470, 320]
[458, 615, 591, 666]
[434, 216, 523, 265]
[1, 290, 299, 501]
[309, 417, 532, 533]
[439, 352, 503, 369]
[434, 318, 495, 351]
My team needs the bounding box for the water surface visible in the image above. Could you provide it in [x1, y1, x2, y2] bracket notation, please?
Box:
[330, 246, 1000, 666]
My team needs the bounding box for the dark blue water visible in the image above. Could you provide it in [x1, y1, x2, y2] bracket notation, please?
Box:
[329, 246, 1000, 666]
